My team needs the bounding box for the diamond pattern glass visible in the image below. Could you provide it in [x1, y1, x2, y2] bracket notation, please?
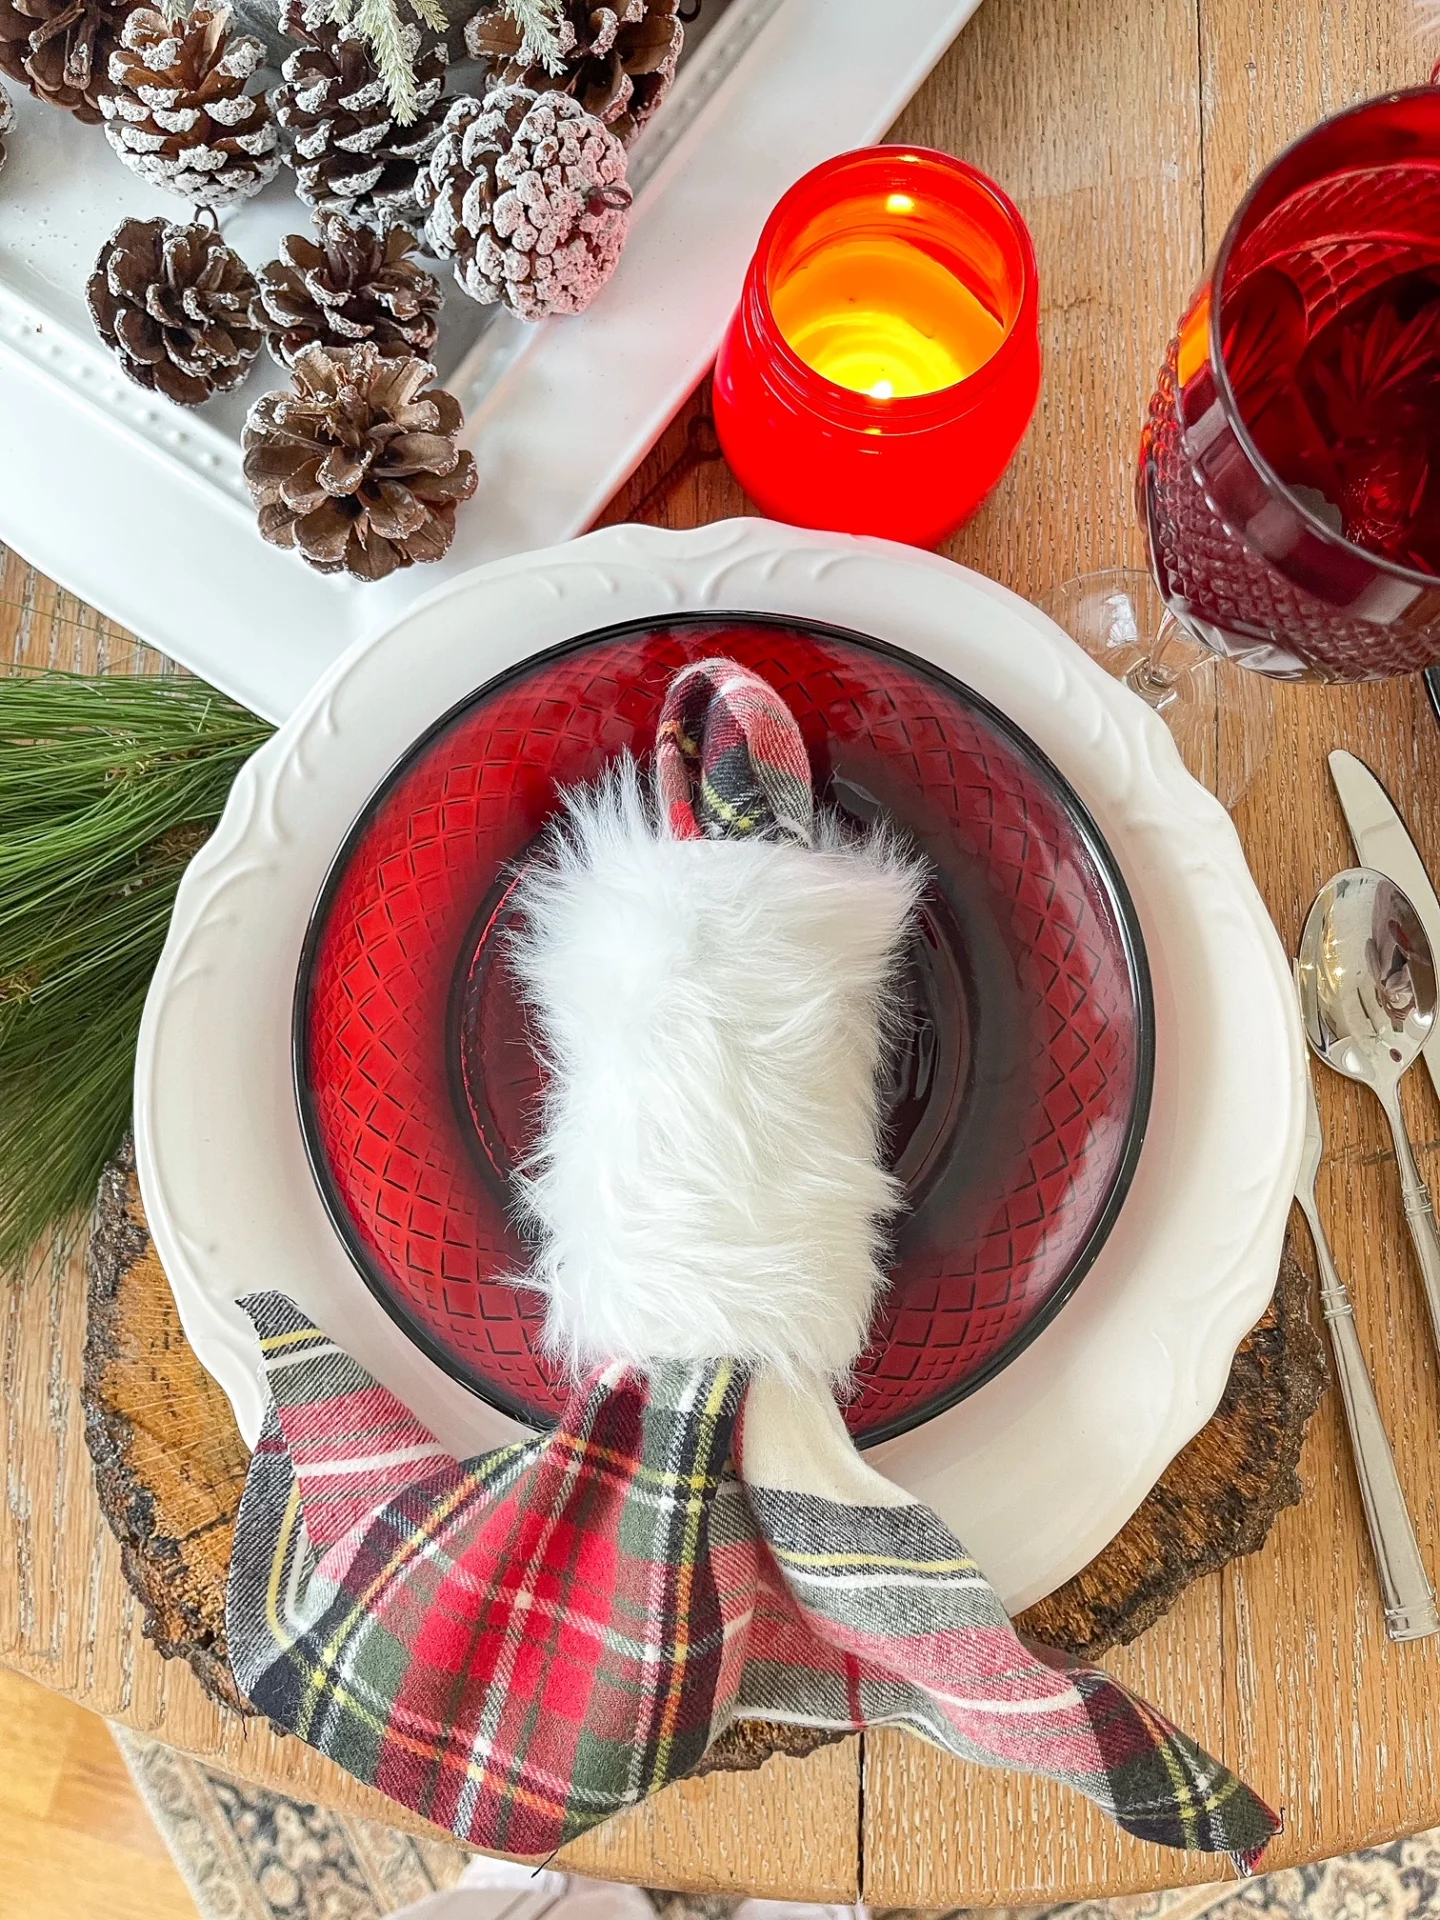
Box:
[298, 616, 1153, 1444]
[1141, 87, 1440, 681]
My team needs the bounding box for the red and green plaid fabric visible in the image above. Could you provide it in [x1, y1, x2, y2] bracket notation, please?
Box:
[655, 655, 814, 843]
[228, 1303, 1279, 1866]
[227, 654, 1279, 1870]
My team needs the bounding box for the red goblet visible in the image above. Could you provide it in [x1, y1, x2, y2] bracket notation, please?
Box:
[1047, 84, 1440, 806]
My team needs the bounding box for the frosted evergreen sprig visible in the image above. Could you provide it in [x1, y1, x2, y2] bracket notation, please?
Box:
[318, 0, 447, 122]
[500, 0, 567, 75]
[292, 0, 566, 127]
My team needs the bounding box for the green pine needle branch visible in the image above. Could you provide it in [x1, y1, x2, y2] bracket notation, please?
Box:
[0, 671, 272, 1278]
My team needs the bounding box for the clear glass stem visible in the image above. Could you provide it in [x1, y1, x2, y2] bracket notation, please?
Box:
[1040, 569, 1273, 810]
[1122, 614, 1186, 709]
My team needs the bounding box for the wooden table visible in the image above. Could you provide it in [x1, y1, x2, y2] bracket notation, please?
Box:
[5, 0, 1440, 1903]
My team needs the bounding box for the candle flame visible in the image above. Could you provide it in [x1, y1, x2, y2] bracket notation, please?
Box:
[886, 192, 916, 213]
[772, 236, 1007, 398]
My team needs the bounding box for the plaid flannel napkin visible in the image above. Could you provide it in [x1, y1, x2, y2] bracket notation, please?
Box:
[228, 658, 1279, 1870]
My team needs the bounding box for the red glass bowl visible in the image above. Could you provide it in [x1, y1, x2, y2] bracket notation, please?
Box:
[296, 615, 1153, 1446]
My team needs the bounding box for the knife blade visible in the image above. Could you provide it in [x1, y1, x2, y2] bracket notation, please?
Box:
[1329, 748, 1440, 1106]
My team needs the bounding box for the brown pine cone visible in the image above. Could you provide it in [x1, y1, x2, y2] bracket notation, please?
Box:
[87, 215, 262, 407]
[421, 83, 630, 319]
[101, 3, 278, 209]
[275, 1, 448, 232]
[0, 0, 130, 122]
[258, 216, 443, 369]
[0, 80, 12, 167]
[242, 343, 478, 580]
[466, 0, 681, 146]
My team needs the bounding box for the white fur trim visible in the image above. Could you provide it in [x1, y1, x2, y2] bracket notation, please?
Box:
[507, 761, 926, 1382]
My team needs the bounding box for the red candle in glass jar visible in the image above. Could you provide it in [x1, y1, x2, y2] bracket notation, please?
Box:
[713, 148, 1041, 548]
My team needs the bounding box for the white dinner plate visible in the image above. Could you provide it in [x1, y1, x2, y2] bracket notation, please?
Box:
[134, 518, 1304, 1612]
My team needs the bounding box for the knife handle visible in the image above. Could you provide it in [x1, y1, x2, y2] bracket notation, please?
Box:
[1296, 1192, 1440, 1640]
[1378, 1083, 1440, 1364]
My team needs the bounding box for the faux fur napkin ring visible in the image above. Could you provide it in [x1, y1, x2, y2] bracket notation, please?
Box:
[226, 658, 1278, 1869]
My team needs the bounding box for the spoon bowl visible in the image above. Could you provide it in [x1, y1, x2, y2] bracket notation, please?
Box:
[1297, 867, 1436, 1094]
[1298, 865, 1440, 1370]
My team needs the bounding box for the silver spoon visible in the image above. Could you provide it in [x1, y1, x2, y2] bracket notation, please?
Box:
[1298, 867, 1440, 1357]
[1292, 1007, 1438, 1640]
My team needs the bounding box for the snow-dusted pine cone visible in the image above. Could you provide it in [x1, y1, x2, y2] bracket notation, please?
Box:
[421, 84, 630, 319]
[258, 216, 443, 368]
[101, 4, 280, 209]
[465, 0, 683, 147]
[274, 1, 448, 232]
[242, 343, 478, 580]
[87, 216, 262, 407]
[0, 0, 128, 121]
[0, 80, 12, 167]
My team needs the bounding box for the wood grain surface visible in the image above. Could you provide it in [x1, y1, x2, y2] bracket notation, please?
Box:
[5, 0, 1440, 1903]
[0, 1668, 200, 1920]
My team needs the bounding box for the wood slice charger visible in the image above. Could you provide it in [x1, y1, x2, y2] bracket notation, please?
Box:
[84, 1137, 1328, 1782]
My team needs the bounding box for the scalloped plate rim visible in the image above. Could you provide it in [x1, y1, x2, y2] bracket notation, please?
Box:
[134, 518, 1304, 1612]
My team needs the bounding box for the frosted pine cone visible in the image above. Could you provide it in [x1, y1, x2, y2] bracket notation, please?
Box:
[465, 0, 683, 147]
[421, 84, 631, 319]
[87, 216, 262, 407]
[0, 0, 128, 121]
[258, 217, 442, 368]
[274, 2, 448, 233]
[242, 343, 478, 580]
[0, 80, 12, 167]
[101, 5, 280, 210]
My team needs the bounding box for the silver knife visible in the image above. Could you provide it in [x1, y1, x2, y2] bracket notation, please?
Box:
[1330, 749, 1440, 1108]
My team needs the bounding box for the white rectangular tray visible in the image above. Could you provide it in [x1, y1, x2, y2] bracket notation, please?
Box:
[0, 0, 980, 721]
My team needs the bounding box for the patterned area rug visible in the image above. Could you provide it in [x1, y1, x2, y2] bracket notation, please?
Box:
[112, 1727, 1440, 1920]
[112, 1728, 471, 1919]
